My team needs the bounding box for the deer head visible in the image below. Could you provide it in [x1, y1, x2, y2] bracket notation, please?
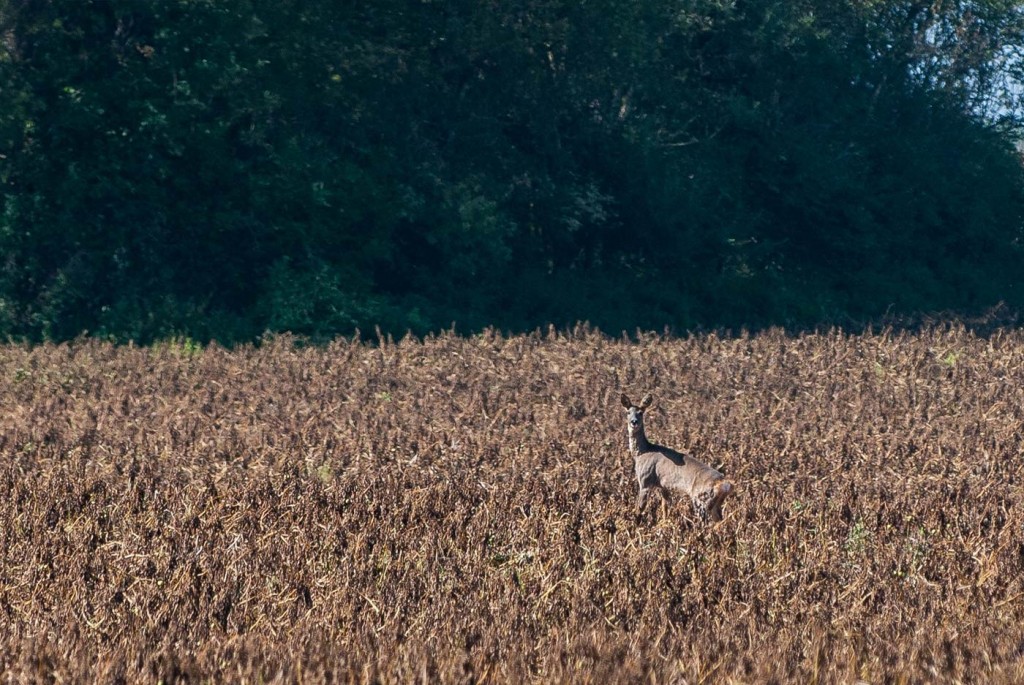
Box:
[620, 392, 652, 440]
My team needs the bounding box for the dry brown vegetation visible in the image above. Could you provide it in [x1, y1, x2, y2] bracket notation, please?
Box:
[2, 325, 1024, 683]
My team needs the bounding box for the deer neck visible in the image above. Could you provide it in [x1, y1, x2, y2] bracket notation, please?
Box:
[628, 425, 651, 456]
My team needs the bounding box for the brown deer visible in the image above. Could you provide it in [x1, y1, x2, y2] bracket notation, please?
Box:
[621, 393, 733, 522]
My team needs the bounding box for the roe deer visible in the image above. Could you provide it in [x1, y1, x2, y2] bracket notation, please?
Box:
[621, 392, 733, 522]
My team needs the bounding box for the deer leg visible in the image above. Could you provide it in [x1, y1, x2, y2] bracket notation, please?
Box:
[636, 487, 652, 512]
[693, 490, 715, 523]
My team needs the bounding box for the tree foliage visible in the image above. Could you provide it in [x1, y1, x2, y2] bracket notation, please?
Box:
[0, 0, 1022, 342]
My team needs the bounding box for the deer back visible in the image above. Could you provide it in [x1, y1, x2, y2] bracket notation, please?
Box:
[636, 445, 724, 497]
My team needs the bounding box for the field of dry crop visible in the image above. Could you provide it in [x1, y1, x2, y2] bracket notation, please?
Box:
[2, 325, 1024, 683]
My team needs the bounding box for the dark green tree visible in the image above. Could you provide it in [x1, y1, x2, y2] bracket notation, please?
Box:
[0, 0, 1021, 342]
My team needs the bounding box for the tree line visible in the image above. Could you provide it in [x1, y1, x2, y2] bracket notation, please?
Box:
[1, 0, 1022, 343]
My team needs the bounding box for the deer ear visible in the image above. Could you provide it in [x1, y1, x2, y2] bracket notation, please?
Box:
[620, 393, 632, 408]
[639, 394, 653, 409]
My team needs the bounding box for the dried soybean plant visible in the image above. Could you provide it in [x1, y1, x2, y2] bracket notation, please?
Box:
[0, 325, 1023, 683]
